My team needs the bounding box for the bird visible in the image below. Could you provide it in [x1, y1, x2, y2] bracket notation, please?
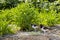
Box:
[41, 27, 48, 33]
[40, 24, 49, 33]
[31, 24, 38, 32]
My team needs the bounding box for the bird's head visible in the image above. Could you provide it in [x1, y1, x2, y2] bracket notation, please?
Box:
[40, 24, 44, 28]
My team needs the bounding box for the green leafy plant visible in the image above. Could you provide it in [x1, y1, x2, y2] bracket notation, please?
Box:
[37, 9, 57, 27]
[0, 8, 20, 36]
[15, 3, 39, 31]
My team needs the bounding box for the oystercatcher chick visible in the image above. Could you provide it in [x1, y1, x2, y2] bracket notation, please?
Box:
[40, 24, 49, 33]
[31, 24, 38, 32]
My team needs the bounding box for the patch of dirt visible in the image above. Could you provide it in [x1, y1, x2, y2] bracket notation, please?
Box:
[0, 34, 49, 40]
[0, 26, 60, 40]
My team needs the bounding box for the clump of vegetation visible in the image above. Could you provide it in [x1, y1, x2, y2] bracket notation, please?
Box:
[15, 3, 39, 31]
[0, 0, 20, 9]
[0, 8, 20, 36]
[37, 10, 57, 27]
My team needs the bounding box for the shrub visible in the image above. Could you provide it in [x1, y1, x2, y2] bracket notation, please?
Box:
[0, 8, 20, 36]
[56, 12, 60, 24]
[0, 3, 38, 35]
[37, 9, 57, 27]
[15, 3, 39, 31]
[0, 0, 20, 9]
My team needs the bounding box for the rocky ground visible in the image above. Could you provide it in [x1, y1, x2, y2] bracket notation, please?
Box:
[0, 26, 60, 40]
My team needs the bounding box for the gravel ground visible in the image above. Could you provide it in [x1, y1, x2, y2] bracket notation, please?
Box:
[0, 32, 60, 40]
[0, 32, 49, 40]
[0, 26, 60, 40]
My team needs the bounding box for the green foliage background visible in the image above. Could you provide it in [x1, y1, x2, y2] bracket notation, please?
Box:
[0, 0, 60, 36]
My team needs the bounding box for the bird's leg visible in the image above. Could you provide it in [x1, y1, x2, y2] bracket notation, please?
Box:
[34, 28, 37, 32]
